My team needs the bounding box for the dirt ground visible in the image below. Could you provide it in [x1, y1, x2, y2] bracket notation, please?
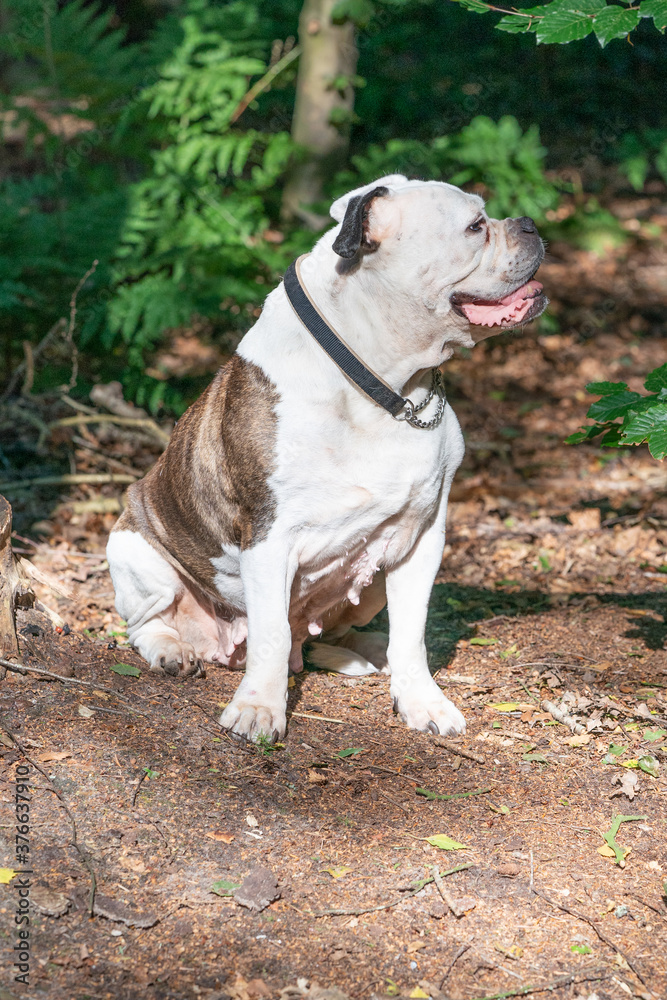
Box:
[1, 194, 667, 1000]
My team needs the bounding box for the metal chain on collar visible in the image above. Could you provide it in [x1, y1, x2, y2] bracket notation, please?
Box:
[399, 368, 447, 429]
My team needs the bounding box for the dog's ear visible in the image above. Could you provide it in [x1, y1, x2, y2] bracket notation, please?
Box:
[331, 185, 390, 259]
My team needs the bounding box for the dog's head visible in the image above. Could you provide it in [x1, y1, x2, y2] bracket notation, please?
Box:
[328, 176, 548, 344]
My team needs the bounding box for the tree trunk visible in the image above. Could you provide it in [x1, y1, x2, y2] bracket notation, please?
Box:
[282, 0, 358, 228]
[0, 495, 33, 677]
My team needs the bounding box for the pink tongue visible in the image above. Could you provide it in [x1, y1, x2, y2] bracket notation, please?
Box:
[461, 280, 543, 328]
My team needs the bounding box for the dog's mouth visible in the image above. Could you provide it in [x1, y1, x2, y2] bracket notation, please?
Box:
[451, 280, 548, 329]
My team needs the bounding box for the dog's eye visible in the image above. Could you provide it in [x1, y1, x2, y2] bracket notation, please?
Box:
[467, 219, 485, 233]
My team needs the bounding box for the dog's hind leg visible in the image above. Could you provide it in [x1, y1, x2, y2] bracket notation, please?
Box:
[107, 529, 207, 677]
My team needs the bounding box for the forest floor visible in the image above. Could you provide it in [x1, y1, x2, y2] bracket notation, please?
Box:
[1, 193, 667, 1000]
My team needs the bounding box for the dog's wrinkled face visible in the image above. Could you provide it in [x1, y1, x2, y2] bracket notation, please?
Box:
[330, 176, 548, 341]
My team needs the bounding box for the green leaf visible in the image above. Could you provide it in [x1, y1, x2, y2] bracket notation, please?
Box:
[452, 0, 491, 12]
[593, 5, 640, 46]
[599, 425, 624, 447]
[602, 813, 647, 866]
[469, 637, 498, 646]
[109, 662, 141, 677]
[644, 363, 667, 392]
[643, 728, 667, 742]
[586, 380, 629, 396]
[607, 743, 626, 757]
[495, 14, 533, 32]
[638, 755, 660, 777]
[587, 390, 642, 422]
[335, 748, 365, 758]
[499, 642, 519, 659]
[536, 3, 603, 44]
[323, 865, 354, 878]
[546, 0, 606, 8]
[522, 752, 548, 763]
[640, 0, 667, 31]
[571, 943, 592, 954]
[620, 152, 651, 191]
[424, 833, 469, 850]
[210, 878, 241, 897]
[565, 424, 603, 445]
[488, 802, 511, 814]
[621, 405, 667, 459]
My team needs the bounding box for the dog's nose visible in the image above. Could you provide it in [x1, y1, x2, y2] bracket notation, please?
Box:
[517, 216, 537, 233]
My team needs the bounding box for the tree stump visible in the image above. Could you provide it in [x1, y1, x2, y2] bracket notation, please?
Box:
[0, 495, 34, 678]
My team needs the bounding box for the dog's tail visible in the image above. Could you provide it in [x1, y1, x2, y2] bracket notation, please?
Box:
[306, 643, 378, 676]
[306, 628, 388, 676]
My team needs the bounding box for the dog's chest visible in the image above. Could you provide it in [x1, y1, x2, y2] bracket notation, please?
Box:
[274, 404, 459, 608]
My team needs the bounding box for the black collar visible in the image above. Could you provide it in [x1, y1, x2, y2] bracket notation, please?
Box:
[283, 255, 446, 428]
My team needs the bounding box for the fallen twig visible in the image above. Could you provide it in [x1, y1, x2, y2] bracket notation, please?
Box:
[0, 473, 136, 491]
[435, 672, 477, 685]
[71, 436, 144, 479]
[290, 711, 345, 724]
[517, 679, 540, 704]
[417, 786, 492, 802]
[465, 967, 610, 1000]
[61, 395, 97, 415]
[49, 413, 170, 446]
[541, 699, 586, 735]
[289, 895, 419, 919]
[432, 737, 486, 764]
[132, 766, 151, 808]
[18, 558, 74, 600]
[375, 788, 410, 813]
[402, 864, 472, 888]
[624, 891, 667, 919]
[294, 864, 471, 918]
[63, 259, 98, 392]
[440, 941, 472, 989]
[432, 863, 467, 917]
[367, 763, 424, 784]
[0, 319, 66, 401]
[2, 723, 97, 915]
[0, 659, 134, 703]
[469, 613, 515, 626]
[515, 661, 588, 670]
[532, 887, 650, 990]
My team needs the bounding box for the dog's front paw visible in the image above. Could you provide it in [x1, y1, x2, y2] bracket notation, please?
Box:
[219, 698, 286, 744]
[392, 681, 466, 737]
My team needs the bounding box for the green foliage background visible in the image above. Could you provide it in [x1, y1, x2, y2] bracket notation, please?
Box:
[0, 0, 666, 430]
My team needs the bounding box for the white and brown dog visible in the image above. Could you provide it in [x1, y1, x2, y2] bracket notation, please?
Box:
[107, 175, 547, 743]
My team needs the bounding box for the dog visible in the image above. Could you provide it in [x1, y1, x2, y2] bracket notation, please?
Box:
[107, 175, 547, 743]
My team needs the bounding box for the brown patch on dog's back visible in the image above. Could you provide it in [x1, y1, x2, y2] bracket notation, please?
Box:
[113, 355, 278, 596]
